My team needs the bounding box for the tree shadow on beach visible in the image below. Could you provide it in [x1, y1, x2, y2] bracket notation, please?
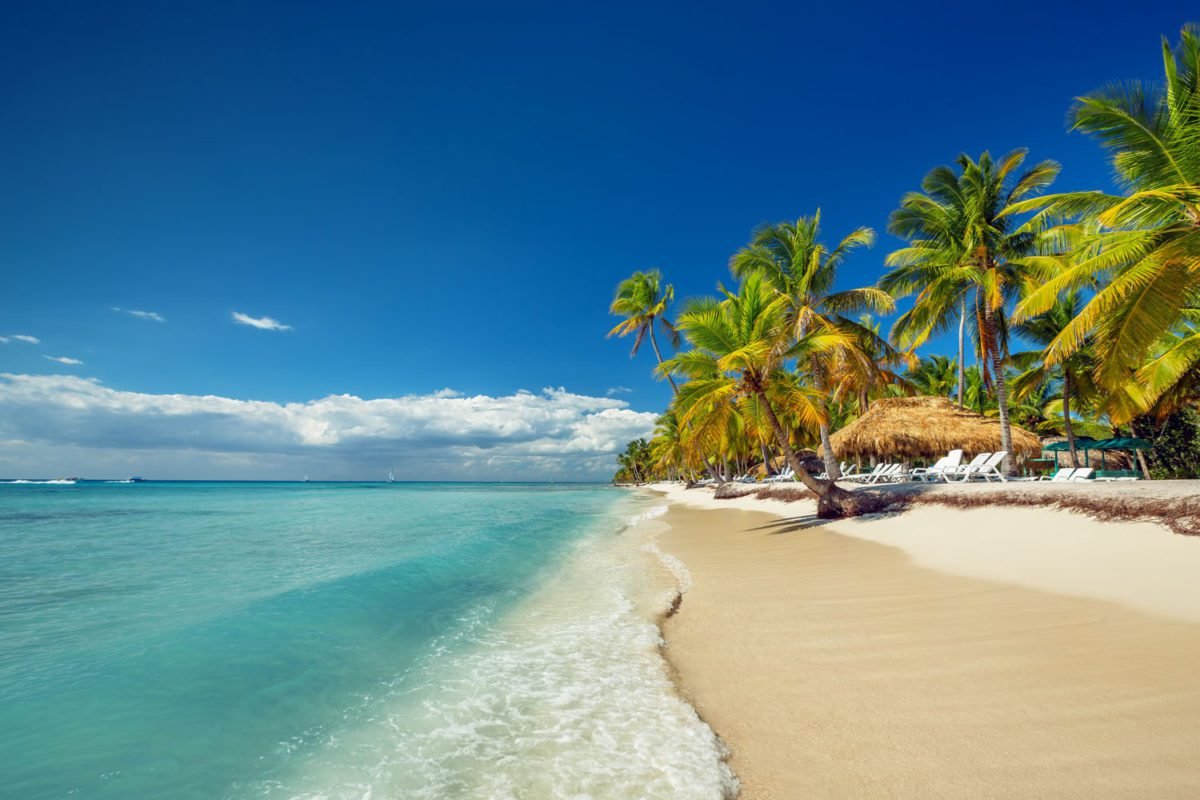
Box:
[747, 515, 835, 535]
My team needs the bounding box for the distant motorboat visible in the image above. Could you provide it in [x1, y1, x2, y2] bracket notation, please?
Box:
[129, 476, 146, 483]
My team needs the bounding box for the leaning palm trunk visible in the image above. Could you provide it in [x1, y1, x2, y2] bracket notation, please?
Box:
[811, 358, 842, 480]
[983, 305, 1014, 475]
[752, 386, 872, 519]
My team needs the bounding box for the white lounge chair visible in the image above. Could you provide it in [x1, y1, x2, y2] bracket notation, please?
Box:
[956, 451, 1008, 482]
[1069, 467, 1094, 482]
[947, 452, 989, 481]
[1038, 467, 1077, 482]
[866, 463, 903, 484]
[766, 467, 795, 484]
[911, 450, 964, 482]
[846, 463, 888, 483]
[817, 462, 850, 480]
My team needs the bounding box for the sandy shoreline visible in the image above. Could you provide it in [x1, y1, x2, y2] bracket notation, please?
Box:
[644, 482, 1200, 799]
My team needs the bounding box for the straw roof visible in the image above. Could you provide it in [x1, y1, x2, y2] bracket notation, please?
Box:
[820, 396, 1041, 460]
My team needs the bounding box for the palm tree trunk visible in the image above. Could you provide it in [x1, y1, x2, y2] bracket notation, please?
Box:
[957, 299, 966, 409]
[983, 305, 1014, 476]
[648, 328, 679, 394]
[760, 442, 773, 476]
[1062, 370, 1078, 466]
[810, 357, 841, 480]
[752, 385, 868, 518]
[650, 326, 722, 483]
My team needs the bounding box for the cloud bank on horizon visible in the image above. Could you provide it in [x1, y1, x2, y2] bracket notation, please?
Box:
[0, 373, 657, 480]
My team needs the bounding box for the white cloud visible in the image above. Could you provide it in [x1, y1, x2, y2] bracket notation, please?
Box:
[127, 310, 166, 322]
[232, 312, 292, 331]
[606, 386, 633, 396]
[0, 374, 658, 480]
[1, 334, 40, 344]
[44, 356, 84, 365]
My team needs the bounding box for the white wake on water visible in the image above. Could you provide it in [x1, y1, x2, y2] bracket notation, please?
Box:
[259, 500, 736, 800]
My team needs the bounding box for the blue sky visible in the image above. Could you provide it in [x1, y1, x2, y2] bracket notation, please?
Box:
[0, 1, 1195, 478]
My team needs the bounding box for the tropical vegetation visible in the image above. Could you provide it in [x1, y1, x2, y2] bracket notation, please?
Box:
[609, 24, 1200, 504]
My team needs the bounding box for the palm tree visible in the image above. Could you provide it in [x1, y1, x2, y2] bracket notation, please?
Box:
[659, 274, 874, 518]
[729, 212, 894, 479]
[609, 269, 725, 483]
[882, 149, 1061, 474]
[825, 314, 912, 417]
[907, 355, 959, 398]
[1009, 25, 1200, 418]
[607, 269, 682, 390]
[1011, 292, 1099, 464]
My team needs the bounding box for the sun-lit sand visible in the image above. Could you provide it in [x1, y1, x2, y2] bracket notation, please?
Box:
[644, 481, 1200, 799]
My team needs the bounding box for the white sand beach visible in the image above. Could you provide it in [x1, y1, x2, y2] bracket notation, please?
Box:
[644, 481, 1200, 799]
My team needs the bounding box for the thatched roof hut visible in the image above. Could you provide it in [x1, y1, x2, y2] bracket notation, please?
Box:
[820, 396, 1041, 461]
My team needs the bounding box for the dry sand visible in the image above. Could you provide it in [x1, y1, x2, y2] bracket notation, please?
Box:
[646, 483, 1200, 799]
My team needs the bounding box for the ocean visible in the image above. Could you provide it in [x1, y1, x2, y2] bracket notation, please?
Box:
[0, 481, 735, 799]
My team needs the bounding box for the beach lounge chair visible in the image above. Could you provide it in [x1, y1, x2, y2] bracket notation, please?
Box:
[845, 463, 887, 483]
[910, 450, 964, 482]
[1069, 467, 1094, 482]
[947, 452, 989, 481]
[955, 451, 1008, 482]
[866, 463, 903, 484]
[766, 467, 795, 484]
[1037, 467, 1077, 482]
[817, 462, 850, 480]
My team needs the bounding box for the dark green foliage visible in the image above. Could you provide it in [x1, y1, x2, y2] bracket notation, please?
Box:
[1134, 408, 1200, 479]
[613, 438, 655, 483]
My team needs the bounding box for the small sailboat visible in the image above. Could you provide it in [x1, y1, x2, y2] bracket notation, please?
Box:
[387, 469, 395, 483]
[302, 474, 309, 483]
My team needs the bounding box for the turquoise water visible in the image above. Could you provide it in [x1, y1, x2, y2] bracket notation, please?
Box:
[0, 482, 734, 799]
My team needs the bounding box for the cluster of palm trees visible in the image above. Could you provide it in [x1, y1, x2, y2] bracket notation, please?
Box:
[608, 25, 1200, 513]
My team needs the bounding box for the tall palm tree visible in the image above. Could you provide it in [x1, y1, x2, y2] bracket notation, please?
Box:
[608, 269, 726, 483]
[1011, 292, 1099, 464]
[607, 269, 682, 390]
[659, 274, 871, 518]
[1009, 25, 1200, 418]
[729, 212, 894, 479]
[882, 149, 1061, 474]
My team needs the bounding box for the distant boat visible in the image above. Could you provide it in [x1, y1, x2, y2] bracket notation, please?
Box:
[387, 469, 395, 483]
[129, 476, 146, 483]
[302, 474, 309, 483]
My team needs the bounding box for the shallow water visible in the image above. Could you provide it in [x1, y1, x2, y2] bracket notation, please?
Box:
[0, 482, 732, 799]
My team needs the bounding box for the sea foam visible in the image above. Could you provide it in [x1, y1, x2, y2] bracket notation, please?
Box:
[258, 499, 736, 800]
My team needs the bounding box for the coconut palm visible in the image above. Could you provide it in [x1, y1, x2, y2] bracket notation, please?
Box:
[659, 273, 873, 518]
[608, 269, 682, 388]
[907, 355, 960, 398]
[609, 271, 686, 388]
[729, 211, 894, 479]
[1009, 25, 1200, 417]
[1010, 292, 1100, 464]
[882, 149, 1061, 474]
[609, 269, 727, 482]
[822, 314, 913, 419]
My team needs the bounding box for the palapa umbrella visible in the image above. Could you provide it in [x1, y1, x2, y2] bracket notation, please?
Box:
[819, 396, 1041, 462]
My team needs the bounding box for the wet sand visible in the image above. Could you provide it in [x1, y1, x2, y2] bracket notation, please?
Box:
[655, 501, 1200, 799]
